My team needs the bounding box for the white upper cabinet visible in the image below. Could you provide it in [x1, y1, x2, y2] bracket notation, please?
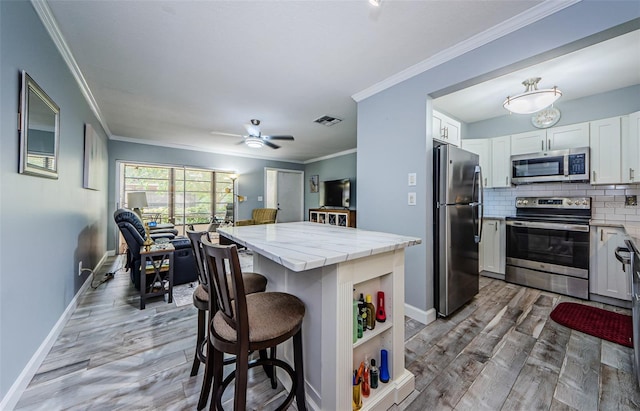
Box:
[510, 130, 547, 155]
[491, 136, 511, 188]
[622, 111, 640, 183]
[547, 122, 590, 151]
[590, 116, 623, 185]
[461, 138, 492, 188]
[433, 110, 461, 147]
[511, 122, 589, 156]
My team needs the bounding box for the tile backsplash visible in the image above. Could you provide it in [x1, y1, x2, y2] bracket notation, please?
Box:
[483, 182, 640, 223]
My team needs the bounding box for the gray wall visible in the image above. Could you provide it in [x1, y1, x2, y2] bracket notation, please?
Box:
[0, 0, 109, 399]
[356, 2, 640, 316]
[304, 151, 357, 217]
[107, 140, 304, 249]
[467, 84, 640, 139]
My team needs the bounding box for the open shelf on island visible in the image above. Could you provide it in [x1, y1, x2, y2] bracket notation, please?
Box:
[353, 321, 392, 349]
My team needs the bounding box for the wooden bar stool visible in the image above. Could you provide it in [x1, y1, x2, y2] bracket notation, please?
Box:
[201, 239, 307, 411]
[185, 229, 267, 410]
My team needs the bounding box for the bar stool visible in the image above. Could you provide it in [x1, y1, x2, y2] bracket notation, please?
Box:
[201, 239, 307, 411]
[185, 229, 267, 410]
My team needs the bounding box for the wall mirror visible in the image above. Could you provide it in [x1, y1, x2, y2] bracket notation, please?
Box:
[19, 70, 60, 179]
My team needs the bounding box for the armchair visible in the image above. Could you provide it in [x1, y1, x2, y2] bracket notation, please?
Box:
[235, 208, 278, 226]
[114, 208, 197, 289]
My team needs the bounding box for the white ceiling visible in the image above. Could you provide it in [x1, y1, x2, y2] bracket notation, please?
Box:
[434, 29, 640, 124]
[40, 0, 606, 162]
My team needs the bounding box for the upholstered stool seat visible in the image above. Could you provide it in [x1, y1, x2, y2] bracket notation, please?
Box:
[212, 292, 304, 343]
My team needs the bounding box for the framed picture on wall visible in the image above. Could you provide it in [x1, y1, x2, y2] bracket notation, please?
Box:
[83, 123, 106, 190]
[310, 175, 319, 193]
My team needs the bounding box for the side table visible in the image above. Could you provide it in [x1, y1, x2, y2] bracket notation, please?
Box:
[139, 243, 175, 310]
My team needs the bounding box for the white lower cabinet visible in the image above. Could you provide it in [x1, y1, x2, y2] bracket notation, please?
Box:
[479, 218, 505, 279]
[590, 226, 631, 302]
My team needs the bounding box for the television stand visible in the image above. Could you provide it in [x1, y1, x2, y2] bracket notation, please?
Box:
[309, 208, 356, 228]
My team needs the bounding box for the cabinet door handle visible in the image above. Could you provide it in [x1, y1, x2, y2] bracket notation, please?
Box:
[495, 222, 498, 231]
[547, 139, 551, 151]
[541, 140, 544, 151]
[592, 170, 596, 182]
[630, 168, 635, 181]
[600, 229, 603, 242]
[484, 177, 487, 186]
[506, 176, 509, 185]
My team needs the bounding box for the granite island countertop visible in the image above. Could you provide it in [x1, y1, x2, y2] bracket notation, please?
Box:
[217, 221, 421, 272]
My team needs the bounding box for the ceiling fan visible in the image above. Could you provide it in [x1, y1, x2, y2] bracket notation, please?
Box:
[238, 119, 294, 149]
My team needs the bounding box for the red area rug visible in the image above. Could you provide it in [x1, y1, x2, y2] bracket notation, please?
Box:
[550, 302, 633, 348]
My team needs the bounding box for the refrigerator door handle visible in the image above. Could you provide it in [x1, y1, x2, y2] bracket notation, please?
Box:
[472, 165, 483, 243]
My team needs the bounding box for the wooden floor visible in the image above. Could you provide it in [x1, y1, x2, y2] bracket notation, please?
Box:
[14, 257, 640, 410]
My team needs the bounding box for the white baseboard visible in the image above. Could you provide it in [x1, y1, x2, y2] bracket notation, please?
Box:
[404, 304, 437, 326]
[0, 251, 110, 411]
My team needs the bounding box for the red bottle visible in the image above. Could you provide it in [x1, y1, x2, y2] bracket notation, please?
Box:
[376, 291, 386, 322]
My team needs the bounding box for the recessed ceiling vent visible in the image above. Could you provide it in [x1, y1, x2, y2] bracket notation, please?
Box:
[314, 115, 342, 126]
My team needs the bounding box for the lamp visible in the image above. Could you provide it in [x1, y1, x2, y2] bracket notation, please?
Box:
[503, 77, 562, 114]
[127, 191, 148, 219]
[245, 136, 264, 148]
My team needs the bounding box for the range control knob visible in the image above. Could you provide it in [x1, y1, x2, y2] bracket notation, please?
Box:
[523, 199, 529, 205]
[516, 200, 522, 206]
[566, 200, 573, 205]
[582, 199, 588, 206]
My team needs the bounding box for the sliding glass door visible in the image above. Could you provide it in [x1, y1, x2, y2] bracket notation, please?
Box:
[119, 162, 235, 236]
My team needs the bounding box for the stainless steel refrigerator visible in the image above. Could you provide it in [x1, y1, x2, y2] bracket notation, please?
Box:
[434, 144, 484, 317]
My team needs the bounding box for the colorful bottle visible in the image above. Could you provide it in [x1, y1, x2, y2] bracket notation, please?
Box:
[353, 300, 359, 343]
[362, 361, 370, 398]
[365, 294, 376, 330]
[380, 349, 390, 383]
[370, 359, 379, 389]
[357, 312, 363, 339]
[376, 291, 386, 322]
[358, 293, 367, 332]
[352, 371, 362, 410]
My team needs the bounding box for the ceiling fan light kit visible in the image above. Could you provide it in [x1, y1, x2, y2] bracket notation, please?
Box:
[245, 136, 264, 148]
[503, 77, 562, 115]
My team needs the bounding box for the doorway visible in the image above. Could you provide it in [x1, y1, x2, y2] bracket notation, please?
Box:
[265, 168, 304, 223]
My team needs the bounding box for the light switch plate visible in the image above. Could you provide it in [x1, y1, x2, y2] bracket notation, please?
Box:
[258, 196, 263, 201]
[408, 192, 416, 206]
[408, 173, 417, 186]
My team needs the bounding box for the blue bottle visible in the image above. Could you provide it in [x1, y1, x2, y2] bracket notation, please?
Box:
[380, 349, 390, 383]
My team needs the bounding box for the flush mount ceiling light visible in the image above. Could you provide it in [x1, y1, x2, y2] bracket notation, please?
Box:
[369, 0, 380, 6]
[503, 77, 562, 114]
[244, 136, 264, 148]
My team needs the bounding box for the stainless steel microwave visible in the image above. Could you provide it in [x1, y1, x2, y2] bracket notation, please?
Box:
[511, 147, 590, 185]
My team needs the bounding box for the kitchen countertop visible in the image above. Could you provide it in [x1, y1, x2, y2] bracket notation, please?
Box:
[484, 215, 505, 220]
[217, 221, 421, 272]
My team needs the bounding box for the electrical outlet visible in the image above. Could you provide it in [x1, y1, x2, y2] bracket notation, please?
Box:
[626, 195, 637, 206]
[78, 261, 83, 276]
[408, 173, 417, 186]
[258, 196, 263, 201]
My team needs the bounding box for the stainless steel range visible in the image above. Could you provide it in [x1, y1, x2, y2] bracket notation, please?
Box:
[506, 196, 591, 299]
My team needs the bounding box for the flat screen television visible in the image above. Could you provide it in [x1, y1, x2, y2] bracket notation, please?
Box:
[320, 178, 350, 208]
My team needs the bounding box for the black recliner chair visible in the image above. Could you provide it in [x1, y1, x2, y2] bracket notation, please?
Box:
[114, 208, 198, 289]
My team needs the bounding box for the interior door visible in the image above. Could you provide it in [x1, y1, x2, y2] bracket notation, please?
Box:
[265, 168, 304, 223]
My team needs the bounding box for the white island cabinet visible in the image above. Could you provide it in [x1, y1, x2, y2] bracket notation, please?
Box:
[218, 222, 421, 411]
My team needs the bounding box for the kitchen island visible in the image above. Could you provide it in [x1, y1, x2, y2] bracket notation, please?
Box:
[217, 222, 421, 411]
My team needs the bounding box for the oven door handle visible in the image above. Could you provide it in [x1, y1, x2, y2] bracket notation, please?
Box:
[506, 220, 589, 232]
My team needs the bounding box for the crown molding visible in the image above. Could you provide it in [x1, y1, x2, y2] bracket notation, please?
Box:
[110, 135, 307, 164]
[352, 0, 581, 102]
[31, 0, 112, 137]
[304, 148, 357, 164]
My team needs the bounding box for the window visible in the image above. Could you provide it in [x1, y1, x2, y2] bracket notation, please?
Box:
[120, 163, 235, 229]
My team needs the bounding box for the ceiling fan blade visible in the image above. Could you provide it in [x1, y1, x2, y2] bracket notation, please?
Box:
[210, 131, 243, 138]
[264, 135, 294, 140]
[264, 140, 280, 149]
[244, 123, 260, 136]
